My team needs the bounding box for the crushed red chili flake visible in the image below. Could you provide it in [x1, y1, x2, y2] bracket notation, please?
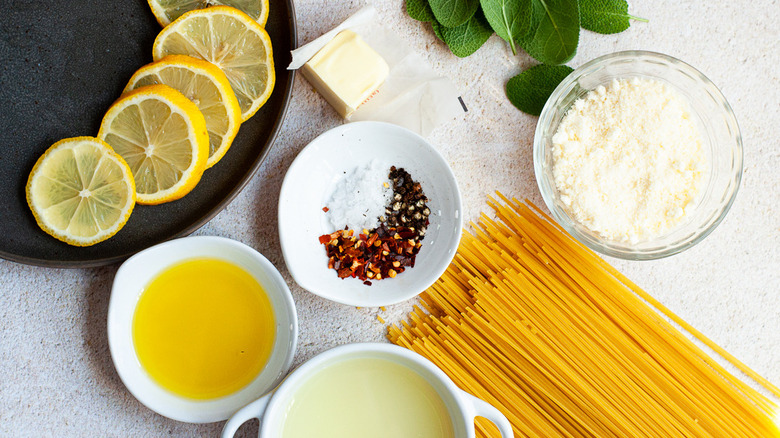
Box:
[319, 225, 423, 283]
[322, 206, 329, 212]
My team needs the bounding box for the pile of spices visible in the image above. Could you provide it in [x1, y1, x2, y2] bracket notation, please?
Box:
[320, 165, 430, 285]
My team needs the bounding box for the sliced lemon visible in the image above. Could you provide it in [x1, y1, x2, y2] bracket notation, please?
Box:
[26, 137, 136, 246]
[125, 55, 241, 169]
[152, 6, 275, 121]
[98, 84, 209, 205]
[147, 0, 269, 28]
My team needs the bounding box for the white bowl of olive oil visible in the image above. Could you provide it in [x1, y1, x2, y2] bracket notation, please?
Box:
[108, 236, 298, 423]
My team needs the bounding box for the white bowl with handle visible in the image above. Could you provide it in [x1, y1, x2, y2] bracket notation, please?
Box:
[222, 343, 513, 438]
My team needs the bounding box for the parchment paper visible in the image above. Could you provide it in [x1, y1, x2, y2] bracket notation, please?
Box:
[288, 6, 464, 137]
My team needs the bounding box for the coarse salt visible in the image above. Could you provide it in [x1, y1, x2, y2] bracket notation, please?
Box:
[552, 77, 708, 243]
[326, 160, 392, 232]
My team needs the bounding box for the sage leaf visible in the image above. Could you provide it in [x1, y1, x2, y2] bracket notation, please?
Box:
[441, 9, 494, 57]
[406, 0, 436, 22]
[431, 20, 445, 40]
[580, 0, 647, 34]
[518, 0, 579, 65]
[480, 0, 537, 55]
[506, 64, 573, 115]
[429, 0, 481, 27]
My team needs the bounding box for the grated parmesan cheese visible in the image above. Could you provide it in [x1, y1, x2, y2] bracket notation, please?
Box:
[551, 77, 708, 243]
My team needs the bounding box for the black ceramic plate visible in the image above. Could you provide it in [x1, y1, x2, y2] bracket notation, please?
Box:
[0, 0, 296, 267]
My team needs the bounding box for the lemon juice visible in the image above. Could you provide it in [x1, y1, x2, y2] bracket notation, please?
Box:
[280, 357, 455, 438]
[132, 258, 275, 399]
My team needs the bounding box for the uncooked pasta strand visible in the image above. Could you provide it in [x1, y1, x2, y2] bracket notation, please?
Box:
[390, 194, 778, 438]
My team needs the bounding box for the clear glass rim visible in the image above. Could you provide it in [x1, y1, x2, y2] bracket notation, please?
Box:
[533, 50, 743, 261]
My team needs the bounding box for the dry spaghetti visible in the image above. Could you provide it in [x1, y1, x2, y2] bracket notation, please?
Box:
[388, 194, 779, 438]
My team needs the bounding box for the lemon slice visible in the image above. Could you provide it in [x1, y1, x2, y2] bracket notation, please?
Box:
[26, 137, 136, 246]
[153, 6, 275, 121]
[98, 84, 209, 205]
[125, 55, 241, 169]
[147, 0, 269, 28]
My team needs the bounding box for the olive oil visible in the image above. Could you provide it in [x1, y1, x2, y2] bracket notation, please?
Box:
[132, 258, 275, 399]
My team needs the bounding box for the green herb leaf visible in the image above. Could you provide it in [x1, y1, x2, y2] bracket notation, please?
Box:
[506, 64, 573, 115]
[579, 0, 647, 34]
[431, 20, 445, 40]
[406, 0, 436, 22]
[518, 0, 579, 65]
[429, 0, 481, 27]
[440, 9, 494, 57]
[479, 0, 537, 55]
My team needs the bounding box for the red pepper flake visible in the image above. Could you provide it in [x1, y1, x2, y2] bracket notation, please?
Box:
[319, 225, 422, 284]
[322, 206, 329, 212]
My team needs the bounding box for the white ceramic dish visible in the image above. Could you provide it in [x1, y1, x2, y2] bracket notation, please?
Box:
[107, 236, 298, 423]
[278, 121, 463, 307]
[222, 343, 513, 438]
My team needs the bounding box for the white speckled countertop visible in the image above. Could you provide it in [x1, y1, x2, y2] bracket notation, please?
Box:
[1, 0, 778, 436]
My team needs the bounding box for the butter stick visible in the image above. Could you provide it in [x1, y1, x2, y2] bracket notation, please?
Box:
[301, 30, 389, 118]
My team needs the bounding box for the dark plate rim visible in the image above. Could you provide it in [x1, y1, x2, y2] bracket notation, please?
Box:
[0, 0, 298, 269]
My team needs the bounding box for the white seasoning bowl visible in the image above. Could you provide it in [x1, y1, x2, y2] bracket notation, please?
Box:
[278, 121, 462, 307]
[534, 51, 743, 260]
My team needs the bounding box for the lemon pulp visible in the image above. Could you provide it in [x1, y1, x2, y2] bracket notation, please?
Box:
[26, 137, 136, 246]
[132, 258, 275, 399]
[147, 0, 269, 27]
[98, 84, 209, 205]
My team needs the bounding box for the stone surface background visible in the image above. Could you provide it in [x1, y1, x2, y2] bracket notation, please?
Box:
[1, 0, 778, 436]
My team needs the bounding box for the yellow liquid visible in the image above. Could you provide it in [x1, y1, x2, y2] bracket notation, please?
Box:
[132, 258, 275, 399]
[281, 357, 455, 438]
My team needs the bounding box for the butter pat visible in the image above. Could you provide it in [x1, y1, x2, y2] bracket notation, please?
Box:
[302, 30, 389, 118]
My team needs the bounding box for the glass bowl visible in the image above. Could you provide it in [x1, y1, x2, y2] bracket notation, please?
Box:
[534, 51, 743, 260]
